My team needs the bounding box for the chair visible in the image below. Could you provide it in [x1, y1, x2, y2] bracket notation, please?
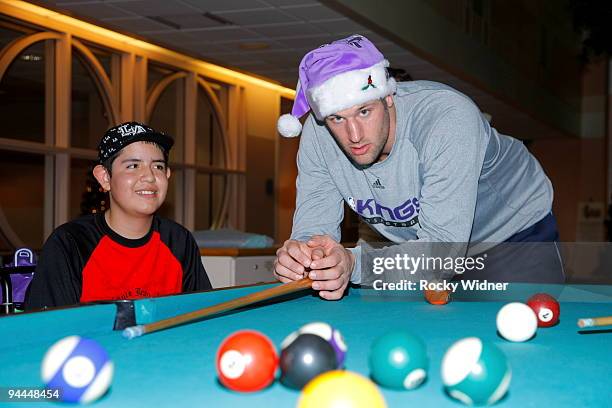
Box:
[0, 248, 36, 314]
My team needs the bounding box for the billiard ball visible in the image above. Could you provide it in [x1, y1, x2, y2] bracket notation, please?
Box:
[279, 333, 337, 389]
[41, 336, 114, 404]
[369, 330, 428, 390]
[216, 330, 278, 392]
[441, 337, 511, 406]
[298, 370, 387, 408]
[496, 302, 538, 342]
[282, 322, 347, 367]
[527, 293, 560, 327]
[424, 289, 451, 305]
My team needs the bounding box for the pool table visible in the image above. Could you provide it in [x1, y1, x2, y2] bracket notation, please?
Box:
[1, 282, 611, 407]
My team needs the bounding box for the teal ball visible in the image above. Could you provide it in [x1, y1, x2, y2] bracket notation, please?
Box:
[441, 337, 511, 406]
[369, 330, 428, 390]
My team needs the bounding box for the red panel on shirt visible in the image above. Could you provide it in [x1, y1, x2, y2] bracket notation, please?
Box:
[80, 231, 183, 302]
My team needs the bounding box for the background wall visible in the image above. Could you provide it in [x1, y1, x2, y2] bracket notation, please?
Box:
[245, 86, 279, 239]
[0, 3, 294, 253]
[1, 0, 610, 251]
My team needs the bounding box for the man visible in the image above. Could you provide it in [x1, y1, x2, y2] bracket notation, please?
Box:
[26, 122, 211, 309]
[274, 35, 563, 300]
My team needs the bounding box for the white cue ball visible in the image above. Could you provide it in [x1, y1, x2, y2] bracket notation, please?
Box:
[496, 302, 538, 342]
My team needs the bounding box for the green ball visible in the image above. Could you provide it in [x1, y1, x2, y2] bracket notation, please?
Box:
[368, 330, 428, 390]
[441, 337, 511, 406]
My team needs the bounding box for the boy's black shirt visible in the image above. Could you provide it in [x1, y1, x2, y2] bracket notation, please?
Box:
[25, 213, 211, 309]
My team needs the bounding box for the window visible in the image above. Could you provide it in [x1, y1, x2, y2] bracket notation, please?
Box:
[147, 63, 172, 91]
[70, 158, 104, 220]
[195, 85, 226, 167]
[194, 81, 230, 230]
[195, 173, 226, 230]
[0, 42, 46, 143]
[0, 24, 26, 50]
[71, 49, 113, 149]
[0, 151, 45, 251]
[0, 14, 245, 252]
[147, 65, 184, 163]
[87, 43, 113, 83]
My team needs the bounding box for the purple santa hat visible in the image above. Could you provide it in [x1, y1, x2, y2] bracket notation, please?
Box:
[277, 34, 397, 137]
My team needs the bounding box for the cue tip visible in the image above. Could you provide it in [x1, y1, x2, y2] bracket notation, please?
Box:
[123, 325, 145, 339]
[577, 318, 592, 328]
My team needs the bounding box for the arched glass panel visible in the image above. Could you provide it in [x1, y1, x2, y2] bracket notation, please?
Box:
[87, 42, 113, 83]
[147, 63, 172, 91]
[0, 25, 25, 50]
[0, 150, 45, 251]
[148, 77, 184, 163]
[195, 84, 226, 167]
[71, 49, 112, 149]
[195, 173, 226, 230]
[0, 42, 46, 143]
[70, 158, 107, 220]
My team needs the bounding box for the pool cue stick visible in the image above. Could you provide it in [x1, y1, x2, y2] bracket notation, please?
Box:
[577, 316, 612, 328]
[123, 277, 313, 339]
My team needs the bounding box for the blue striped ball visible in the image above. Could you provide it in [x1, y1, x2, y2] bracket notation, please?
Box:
[41, 336, 114, 404]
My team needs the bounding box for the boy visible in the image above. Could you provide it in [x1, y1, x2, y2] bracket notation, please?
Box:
[26, 122, 211, 309]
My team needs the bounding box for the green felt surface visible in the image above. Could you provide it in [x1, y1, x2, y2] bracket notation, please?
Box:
[0, 283, 610, 407]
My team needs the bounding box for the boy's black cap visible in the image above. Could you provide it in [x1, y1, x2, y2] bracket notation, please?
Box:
[98, 122, 174, 163]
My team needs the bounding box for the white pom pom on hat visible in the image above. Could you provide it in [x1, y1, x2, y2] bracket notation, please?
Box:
[277, 113, 302, 138]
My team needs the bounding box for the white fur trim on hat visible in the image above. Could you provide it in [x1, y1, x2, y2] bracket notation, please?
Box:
[277, 113, 302, 137]
[307, 60, 397, 120]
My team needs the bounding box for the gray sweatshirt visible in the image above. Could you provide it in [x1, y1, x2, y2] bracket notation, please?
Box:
[290, 81, 553, 283]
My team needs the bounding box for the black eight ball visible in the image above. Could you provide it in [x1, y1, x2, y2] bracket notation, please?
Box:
[279, 333, 337, 389]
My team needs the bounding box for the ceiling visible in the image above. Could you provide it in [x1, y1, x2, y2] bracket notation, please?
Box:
[33, 0, 421, 86]
[18, 1, 569, 139]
